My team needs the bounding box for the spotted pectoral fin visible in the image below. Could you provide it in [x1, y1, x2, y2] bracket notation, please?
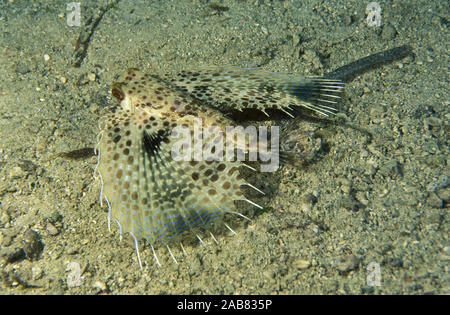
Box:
[138, 127, 260, 244]
[98, 109, 257, 246]
[138, 129, 196, 243]
[164, 65, 344, 118]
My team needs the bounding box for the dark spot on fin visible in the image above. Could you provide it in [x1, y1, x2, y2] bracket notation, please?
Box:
[142, 130, 167, 158]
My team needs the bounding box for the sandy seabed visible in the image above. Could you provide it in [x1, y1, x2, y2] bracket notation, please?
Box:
[0, 0, 448, 294]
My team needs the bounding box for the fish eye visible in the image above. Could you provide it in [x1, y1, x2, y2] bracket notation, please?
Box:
[111, 85, 124, 102]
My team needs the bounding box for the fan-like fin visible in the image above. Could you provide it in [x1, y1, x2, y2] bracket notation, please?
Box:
[164, 65, 344, 117]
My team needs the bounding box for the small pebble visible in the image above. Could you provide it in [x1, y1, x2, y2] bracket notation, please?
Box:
[9, 165, 26, 179]
[263, 269, 276, 279]
[426, 175, 448, 192]
[93, 280, 107, 292]
[301, 49, 323, 71]
[431, 16, 443, 28]
[32, 266, 43, 280]
[0, 212, 10, 226]
[436, 186, 450, 203]
[46, 222, 59, 236]
[88, 73, 96, 82]
[292, 34, 301, 47]
[339, 178, 352, 194]
[22, 229, 43, 261]
[293, 259, 311, 270]
[379, 160, 401, 178]
[426, 192, 443, 209]
[337, 255, 360, 274]
[0, 246, 24, 263]
[299, 193, 317, 212]
[381, 24, 397, 40]
[261, 26, 268, 35]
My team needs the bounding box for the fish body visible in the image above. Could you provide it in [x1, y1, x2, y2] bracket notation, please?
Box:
[96, 67, 343, 267]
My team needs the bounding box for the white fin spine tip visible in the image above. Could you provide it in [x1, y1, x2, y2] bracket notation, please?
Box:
[320, 92, 341, 98]
[209, 231, 219, 244]
[242, 163, 257, 171]
[224, 223, 237, 235]
[166, 245, 178, 265]
[147, 241, 161, 267]
[129, 232, 142, 271]
[280, 108, 295, 118]
[244, 198, 263, 209]
[261, 109, 270, 117]
[243, 182, 265, 195]
[317, 99, 338, 104]
[226, 210, 252, 222]
[180, 242, 187, 256]
[196, 234, 205, 246]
